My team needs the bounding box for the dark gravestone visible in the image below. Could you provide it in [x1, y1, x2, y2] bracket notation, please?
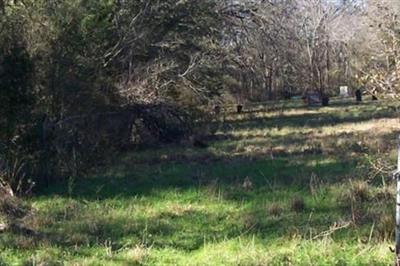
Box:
[355, 89, 362, 103]
[282, 90, 292, 100]
[237, 105, 243, 114]
[321, 96, 329, 106]
[304, 91, 322, 106]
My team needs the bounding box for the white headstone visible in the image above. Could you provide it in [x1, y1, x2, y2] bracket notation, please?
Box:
[340, 86, 349, 97]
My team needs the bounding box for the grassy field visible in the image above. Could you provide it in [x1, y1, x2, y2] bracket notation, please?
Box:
[2, 99, 400, 265]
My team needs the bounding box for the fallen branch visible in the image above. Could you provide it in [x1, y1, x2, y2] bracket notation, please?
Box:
[312, 222, 351, 240]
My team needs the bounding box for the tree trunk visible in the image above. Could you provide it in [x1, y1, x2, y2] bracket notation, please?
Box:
[326, 36, 330, 90]
[265, 66, 273, 100]
[0, 1, 4, 14]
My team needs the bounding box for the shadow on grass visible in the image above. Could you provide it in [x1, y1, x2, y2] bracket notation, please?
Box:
[224, 105, 399, 132]
[228, 98, 373, 115]
[40, 155, 355, 201]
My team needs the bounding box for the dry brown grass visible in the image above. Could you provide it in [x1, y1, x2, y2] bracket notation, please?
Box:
[376, 214, 395, 241]
[268, 203, 284, 218]
[350, 180, 371, 203]
[219, 107, 400, 160]
[124, 244, 150, 264]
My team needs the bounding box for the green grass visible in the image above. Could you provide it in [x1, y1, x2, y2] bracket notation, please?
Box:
[1, 99, 400, 265]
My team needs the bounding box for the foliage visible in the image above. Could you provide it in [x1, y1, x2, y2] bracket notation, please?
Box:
[0, 5, 34, 142]
[108, 0, 225, 105]
[357, 1, 400, 99]
[42, 104, 195, 182]
[0, 0, 226, 186]
[0, 143, 35, 196]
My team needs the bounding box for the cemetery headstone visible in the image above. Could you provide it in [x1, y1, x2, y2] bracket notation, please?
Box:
[340, 86, 349, 97]
[304, 91, 322, 106]
[355, 89, 362, 103]
[322, 95, 330, 106]
[237, 104, 243, 114]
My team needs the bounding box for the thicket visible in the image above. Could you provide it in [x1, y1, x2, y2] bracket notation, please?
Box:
[0, 0, 224, 193]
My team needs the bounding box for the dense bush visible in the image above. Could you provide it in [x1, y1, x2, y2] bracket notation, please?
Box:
[40, 104, 195, 182]
[0, 1, 224, 191]
[0, 6, 37, 194]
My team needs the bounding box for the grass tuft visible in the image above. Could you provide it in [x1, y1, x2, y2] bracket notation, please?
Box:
[350, 180, 371, 203]
[291, 196, 306, 212]
[268, 202, 284, 218]
[376, 213, 395, 241]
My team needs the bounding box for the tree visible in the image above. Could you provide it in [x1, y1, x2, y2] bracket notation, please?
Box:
[355, 0, 400, 99]
[106, 0, 226, 106]
[223, 0, 362, 102]
[0, 1, 34, 143]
